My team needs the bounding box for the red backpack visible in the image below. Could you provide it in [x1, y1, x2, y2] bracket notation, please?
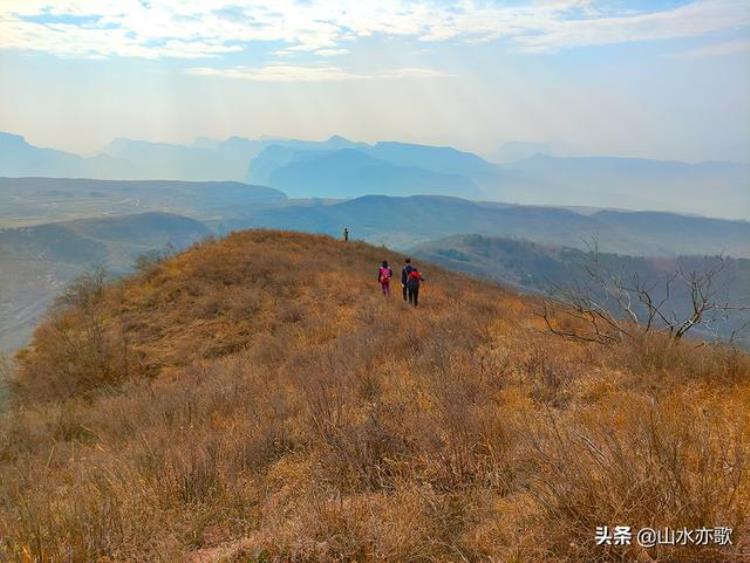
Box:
[408, 270, 421, 284]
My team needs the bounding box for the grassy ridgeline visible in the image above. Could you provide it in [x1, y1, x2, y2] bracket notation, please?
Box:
[1, 230, 748, 561]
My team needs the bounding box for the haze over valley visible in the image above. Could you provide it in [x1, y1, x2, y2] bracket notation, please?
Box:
[3, 131, 748, 220]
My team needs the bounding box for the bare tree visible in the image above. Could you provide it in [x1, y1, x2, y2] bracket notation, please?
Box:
[541, 244, 748, 345]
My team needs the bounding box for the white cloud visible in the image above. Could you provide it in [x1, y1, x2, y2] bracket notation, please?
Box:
[378, 67, 455, 79]
[185, 64, 452, 82]
[186, 65, 364, 82]
[314, 48, 349, 57]
[514, 0, 750, 53]
[0, 0, 748, 61]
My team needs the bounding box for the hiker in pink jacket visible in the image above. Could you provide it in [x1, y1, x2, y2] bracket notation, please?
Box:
[377, 260, 393, 297]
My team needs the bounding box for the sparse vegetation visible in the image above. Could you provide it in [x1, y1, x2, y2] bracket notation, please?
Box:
[134, 242, 179, 274]
[543, 247, 749, 346]
[0, 353, 10, 406]
[1, 230, 748, 561]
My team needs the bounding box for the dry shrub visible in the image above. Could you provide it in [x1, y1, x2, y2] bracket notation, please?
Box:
[526, 393, 748, 560]
[614, 332, 750, 385]
[250, 484, 478, 561]
[11, 307, 138, 402]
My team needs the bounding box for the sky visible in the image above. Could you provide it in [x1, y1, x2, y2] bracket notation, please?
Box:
[0, 0, 749, 162]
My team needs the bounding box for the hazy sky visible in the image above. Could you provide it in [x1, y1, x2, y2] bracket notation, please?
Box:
[1, 0, 749, 161]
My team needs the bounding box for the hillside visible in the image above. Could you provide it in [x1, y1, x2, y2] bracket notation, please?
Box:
[411, 234, 750, 343]
[221, 195, 643, 253]
[592, 210, 750, 257]
[218, 195, 750, 257]
[0, 212, 210, 352]
[0, 177, 285, 228]
[1, 231, 748, 561]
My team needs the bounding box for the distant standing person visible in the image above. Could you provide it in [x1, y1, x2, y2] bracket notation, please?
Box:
[406, 263, 424, 307]
[401, 258, 415, 301]
[378, 260, 393, 297]
[343, 227, 349, 242]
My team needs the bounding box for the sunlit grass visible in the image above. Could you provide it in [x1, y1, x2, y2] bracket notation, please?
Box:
[1, 230, 748, 561]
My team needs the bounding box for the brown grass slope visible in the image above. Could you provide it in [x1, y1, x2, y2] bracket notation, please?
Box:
[1, 230, 749, 561]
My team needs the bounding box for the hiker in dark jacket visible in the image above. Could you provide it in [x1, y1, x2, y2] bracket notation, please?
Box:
[377, 260, 393, 296]
[406, 266, 424, 307]
[401, 258, 415, 301]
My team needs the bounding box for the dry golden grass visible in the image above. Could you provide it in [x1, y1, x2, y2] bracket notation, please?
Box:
[1, 230, 749, 561]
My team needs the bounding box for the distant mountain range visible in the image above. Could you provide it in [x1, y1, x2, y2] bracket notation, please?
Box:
[218, 195, 750, 258]
[1, 177, 747, 259]
[249, 147, 483, 199]
[0, 132, 136, 179]
[491, 141, 557, 163]
[0, 132, 363, 183]
[1, 186, 749, 353]
[2, 131, 748, 219]
[2, 204, 748, 353]
[499, 154, 750, 219]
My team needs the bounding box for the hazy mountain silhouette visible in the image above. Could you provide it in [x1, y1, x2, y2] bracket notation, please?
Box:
[368, 141, 497, 176]
[104, 139, 249, 181]
[492, 141, 555, 163]
[250, 148, 482, 199]
[103, 135, 367, 182]
[248, 141, 497, 197]
[496, 154, 750, 219]
[2, 131, 748, 219]
[0, 132, 136, 179]
[246, 140, 749, 218]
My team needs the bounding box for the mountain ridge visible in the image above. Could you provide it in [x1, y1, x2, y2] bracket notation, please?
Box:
[1, 230, 747, 561]
[227, 194, 750, 257]
[3, 131, 748, 219]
